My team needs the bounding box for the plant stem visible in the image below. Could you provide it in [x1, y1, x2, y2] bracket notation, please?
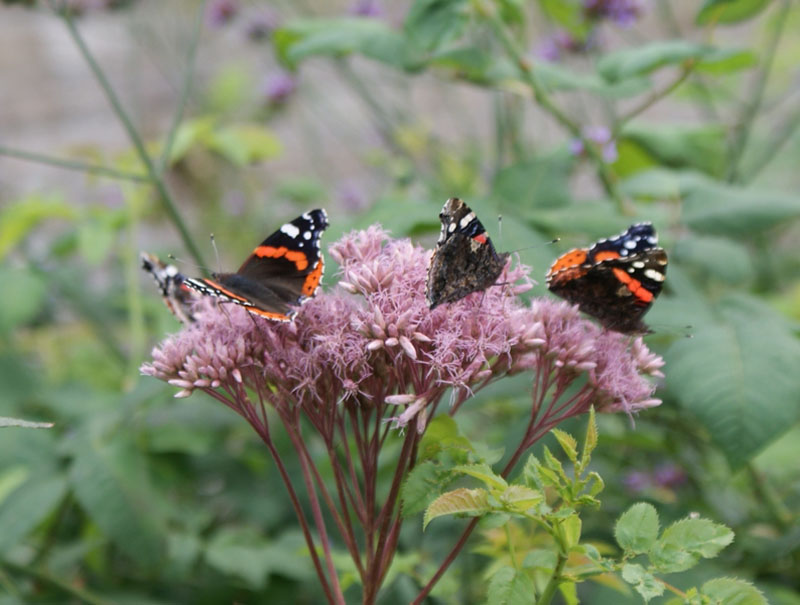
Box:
[536, 551, 566, 605]
[474, 0, 628, 213]
[157, 1, 205, 174]
[613, 62, 695, 136]
[52, 2, 207, 271]
[0, 145, 150, 183]
[726, 0, 792, 183]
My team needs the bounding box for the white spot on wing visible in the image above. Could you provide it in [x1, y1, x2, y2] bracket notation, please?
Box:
[281, 223, 301, 238]
[459, 212, 476, 230]
[644, 269, 665, 282]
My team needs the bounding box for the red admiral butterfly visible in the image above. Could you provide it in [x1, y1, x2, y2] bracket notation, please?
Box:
[426, 197, 509, 309]
[140, 252, 198, 324]
[182, 209, 329, 322]
[546, 222, 667, 334]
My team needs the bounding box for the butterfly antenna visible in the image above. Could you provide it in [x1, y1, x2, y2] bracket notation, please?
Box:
[497, 214, 503, 247]
[166, 253, 208, 274]
[210, 233, 222, 274]
[508, 238, 561, 255]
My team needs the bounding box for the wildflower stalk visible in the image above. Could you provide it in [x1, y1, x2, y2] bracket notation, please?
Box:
[473, 0, 628, 213]
[0, 145, 150, 183]
[144, 227, 663, 603]
[50, 0, 208, 270]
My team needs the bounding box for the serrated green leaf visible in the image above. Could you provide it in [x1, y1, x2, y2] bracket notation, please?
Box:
[598, 41, 714, 82]
[666, 296, 800, 467]
[0, 417, 53, 429]
[615, 503, 659, 554]
[622, 563, 664, 602]
[0, 476, 66, 553]
[423, 488, 490, 529]
[522, 549, 558, 570]
[542, 447, 567, 482]
[401, 461, 450, 517]
[700, 577, 767, 604]
[70, 438, 165, 565]
[500, 485, 543, 512]
[651, 518, 734, 573]
[696, 0, 771, 25]
[561, 513, 582, 550]
[581, 408, 598, 468]
[486, 566, 537, 605]
[452, 463, 507, 490]
[418, 415, 473, 461]
[551, 429, 578, 463]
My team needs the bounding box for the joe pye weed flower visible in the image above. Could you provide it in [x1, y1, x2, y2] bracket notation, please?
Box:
[142, 225, 664, 604]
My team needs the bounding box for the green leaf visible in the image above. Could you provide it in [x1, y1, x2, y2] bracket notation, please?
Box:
[0, 267, 47, 334]
[452, 464, 507, 490]
[70, 438, 165, 565]
[206, 124, 282, 166]
[0, 476, 66, 553]
[486, 566, 537, 605]
[598, 41, 714, 82]
[492, 153, 574, 210]
[423, 488, 490, 529]
[696, 0, 771, 25]
[561, 513, 582, 550]
[405, 0, 470, 53]
[695, 48, 757, 74]
[0, 417, 53, 429]
[651, 518, 734, 573]
[621, 563, 665, 603]
[500, 485, 543, 512]
[615, 503, 659, 554]
[418, 415, 473, 461]
[580, 407, 598, 469]
[532, 60, 652, 97]
[551, 429, 578, 463]
[666, 295, 800, 467]
[0, 196, 76, 261]
[673, 234, 754, 285]
[205, 529, 312, 589]
[401, 461, 450, 517]
[620, 124, 727, 178]
[681, 181, 800, 236]
[522, 549, 558, 570]
[537, 0, 591, 38]
[700, 578, 767, 604]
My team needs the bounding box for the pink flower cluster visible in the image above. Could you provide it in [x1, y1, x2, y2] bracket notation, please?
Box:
[142, 226, 663, 433]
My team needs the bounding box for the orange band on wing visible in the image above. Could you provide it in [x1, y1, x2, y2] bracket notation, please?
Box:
[253, 246, 310, 271]
[301, 260, 324, 297]
[246, 307, 293, 321]
[547, 249, 588, 275]
[612, 268, 653, 303]
[472, 233, 488, 244]
[201, 279, 250, 303]
[594, 250, 621, 262]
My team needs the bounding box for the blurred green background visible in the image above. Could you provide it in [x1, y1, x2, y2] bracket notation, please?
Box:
[0, 0, 799, 602]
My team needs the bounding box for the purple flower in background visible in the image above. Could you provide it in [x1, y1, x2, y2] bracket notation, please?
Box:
[262, 70, 297, 105]
[206, 0, 238, 29]
[569, 125, 618, 163]
[535, 30, 580, 62]
[349, 0, 383, 17]
[245, 8, 280, 41]
[654, 463, 687, 488]
[584, 0, 643, 27]
[623, 471, 651, 493]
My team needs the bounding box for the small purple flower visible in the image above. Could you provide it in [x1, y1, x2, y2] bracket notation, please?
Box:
[535, 30, 582, 63]
[654, 463, 687, 488]
[349, 0, 383, 17]
[206, 0, 238, 29]
[262, 70, 297, 105]
[623, 471, 651, 493]
[245, 9, 280, 41]
[584, 0, 643, 27]
[569, 125, 618, 163]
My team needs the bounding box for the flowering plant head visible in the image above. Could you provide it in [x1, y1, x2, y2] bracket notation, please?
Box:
[143, 225, 663, 436]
